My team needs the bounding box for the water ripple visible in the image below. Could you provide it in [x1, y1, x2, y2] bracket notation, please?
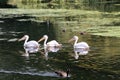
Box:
[0, 69, 58, 77]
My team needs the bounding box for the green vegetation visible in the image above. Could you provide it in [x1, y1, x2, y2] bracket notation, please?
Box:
[0, 9, 120, 38]
[3, 0, 119, 11]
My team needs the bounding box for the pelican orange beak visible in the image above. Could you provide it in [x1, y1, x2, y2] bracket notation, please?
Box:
[38, 37, 45, 42]
[18, 36, 26, 42]
[68, 38, 74, 43]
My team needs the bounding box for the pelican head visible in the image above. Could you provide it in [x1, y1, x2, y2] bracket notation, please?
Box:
[68, 36, 78, 43]
[18, 35, 29, 41]
[38, 35, 48, 42]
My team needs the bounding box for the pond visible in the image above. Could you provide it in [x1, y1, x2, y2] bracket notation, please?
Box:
[0, 9, 120, 80]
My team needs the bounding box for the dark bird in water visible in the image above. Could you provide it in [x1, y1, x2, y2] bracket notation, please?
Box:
[80, 31, 87, 35]
[62, 28, 66, 32]
[55, 69, 70, 78]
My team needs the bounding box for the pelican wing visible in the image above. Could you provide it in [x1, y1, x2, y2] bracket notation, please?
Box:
[47, 40, 59, 46]
[24, 40, 39, 48]
[74, 42, 89, 48]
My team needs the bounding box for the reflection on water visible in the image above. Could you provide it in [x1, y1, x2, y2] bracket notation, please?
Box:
[74, 48, 89, 59]
[0, 10, 120, 80]
[43, 46, 62, 60]
[0, 69, 59, 77]
[20, 47, 39, 57]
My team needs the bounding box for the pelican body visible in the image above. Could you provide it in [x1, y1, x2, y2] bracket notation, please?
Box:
[18, 35, 40, 49]
[38, 35, 62, 48]
[69, 36, 89, 49]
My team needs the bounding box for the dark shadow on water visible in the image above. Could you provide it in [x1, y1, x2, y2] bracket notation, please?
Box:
[0, 0, 17, 8]
[0, 14, 56, 54]
[0, 15, 55, 40]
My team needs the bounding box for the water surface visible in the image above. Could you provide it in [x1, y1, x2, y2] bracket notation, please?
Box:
[0, 9, 120, 80]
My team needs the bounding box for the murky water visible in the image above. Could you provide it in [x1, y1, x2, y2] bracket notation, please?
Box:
[0, 10, 120, 80]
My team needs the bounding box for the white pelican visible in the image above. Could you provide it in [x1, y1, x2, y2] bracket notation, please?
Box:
[38, 35, 62, 48]
[18, 35, 40, 49]
[68, 36, 89, 49]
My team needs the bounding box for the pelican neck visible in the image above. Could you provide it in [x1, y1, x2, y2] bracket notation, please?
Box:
[24, 36, 29, 45]
[74, 38, 78, 46]
[44, 37, 48, 47]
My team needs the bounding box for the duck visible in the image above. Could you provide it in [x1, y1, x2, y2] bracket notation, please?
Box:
[38, 35, 62, 48]
[55, 69, 70, 78]
[68, 36, 89, 49]
[18, 35, 40, 49]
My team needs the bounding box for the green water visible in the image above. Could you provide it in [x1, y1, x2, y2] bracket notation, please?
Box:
[0, 0, 120, 80]
[0, 9, 120, 80]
